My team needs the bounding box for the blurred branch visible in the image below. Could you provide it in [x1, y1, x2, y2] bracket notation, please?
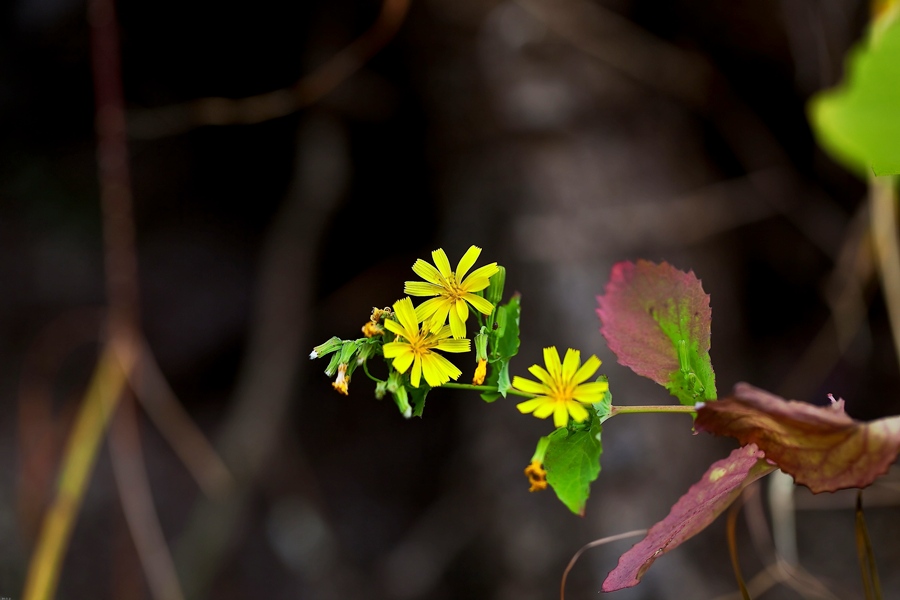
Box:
[131, 338, 235, 498]
[127, 0, 411, 139]
[516, 0, 714, 106]
[110, 388, 185, 600]
[16, 308, 104, 542]
[174, 113, 348, 597]
[22, 343, 134, 600]
[869, 175, 900, 371]
[778, 203, 874, 399]
[559, 529, 647, 600]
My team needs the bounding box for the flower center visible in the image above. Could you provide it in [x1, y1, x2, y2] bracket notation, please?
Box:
[442, 273, 465, 301]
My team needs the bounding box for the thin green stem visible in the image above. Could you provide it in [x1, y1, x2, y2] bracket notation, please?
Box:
[361, 360, 384, 384]
[440, 383, 701, 416]
[441, 382, 535, 398]
[608, 404, 697, 417]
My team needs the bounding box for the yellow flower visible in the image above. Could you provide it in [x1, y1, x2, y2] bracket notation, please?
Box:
[472, 358, 487, 385]
[382, 297, 471, 388]
[404, 245, 500, 339]
[513, 347, 608, 428]
[524, 460, 548, 492]
[332, 363, 350, 395]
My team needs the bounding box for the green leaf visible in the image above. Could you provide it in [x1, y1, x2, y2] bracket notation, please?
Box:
[809, 16, 900, 175]
[494, 294, 521, 360]
[544, 415, 603, 515]
[481, 294, 521, 402]
[496, 362, 512, 397]
[409, 384, 430, 418]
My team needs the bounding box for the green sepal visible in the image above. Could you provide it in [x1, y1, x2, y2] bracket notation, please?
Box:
[543, 411, 603, 515]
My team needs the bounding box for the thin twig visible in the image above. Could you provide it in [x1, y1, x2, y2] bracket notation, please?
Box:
[726, 493, 751, 600]
[109, 387, 185, 600]
[559, 529, 646, 600]
[22, 344, 132, 600]
[869, 175, 900, 372]
[127, 0, 412, 139]
[131, 338, 234, 498]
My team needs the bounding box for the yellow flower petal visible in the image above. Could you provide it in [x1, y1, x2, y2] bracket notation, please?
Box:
[526, 364, 553, 386]
[432, 248, 452, 277]
[392, 297, 419, 334]
[562, 348, 581, 381]
[573, 355, 602, 384]
[517, 397, 548, 414]
[568, 402, 590, 423]
[534, 400, 556, 419]
[512, 376, 548, 395]
[405, 281, 444, 297]
[455, 245, 482, 280]
[463, 293, 495, 315]
[390, 349, 414, 374]
[543, 347, 562, 379]
[434, 338, 471, 353]
[462, 263, 500, 287]
[449, 304, 467, 339]
[553, 404, 569, 428]
[410, 356, 423, 387]
[411, 259, 444, 286]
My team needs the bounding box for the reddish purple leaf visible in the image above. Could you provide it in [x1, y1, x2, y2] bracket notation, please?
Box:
[596, 260, 716, 403]
[696, 383, 900, 493]
[602, 444, 774, 592]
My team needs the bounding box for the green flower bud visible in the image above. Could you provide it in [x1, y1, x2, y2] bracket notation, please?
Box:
[310, 336, 342, 360]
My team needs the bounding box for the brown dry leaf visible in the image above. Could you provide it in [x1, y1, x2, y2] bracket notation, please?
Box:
[696, 383, 900, 493]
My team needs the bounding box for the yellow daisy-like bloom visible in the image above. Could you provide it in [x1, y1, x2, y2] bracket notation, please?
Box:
[513, 347, 608, 428]
[404, 245, 500, 339]
[382, 297, 471, 388]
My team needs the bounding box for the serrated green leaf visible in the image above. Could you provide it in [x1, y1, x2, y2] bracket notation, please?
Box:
[809, 16, 900, 175]
[544, 416, 603, 515]
[496, 294, 521, 361]
[496, 361, 512, 397]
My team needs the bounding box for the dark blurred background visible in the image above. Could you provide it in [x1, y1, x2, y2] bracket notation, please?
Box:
[3, 0, 900, 598]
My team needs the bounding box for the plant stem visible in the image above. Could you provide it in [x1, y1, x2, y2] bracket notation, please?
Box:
[441, 382, 535, 398]
[869, 174, 900, 373]
[608, 404, 697, 416]
[440, 383, 700, 416]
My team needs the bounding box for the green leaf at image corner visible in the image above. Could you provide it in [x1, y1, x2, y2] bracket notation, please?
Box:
[809, 16, 900, 176]
[544, 416, 603, 516]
